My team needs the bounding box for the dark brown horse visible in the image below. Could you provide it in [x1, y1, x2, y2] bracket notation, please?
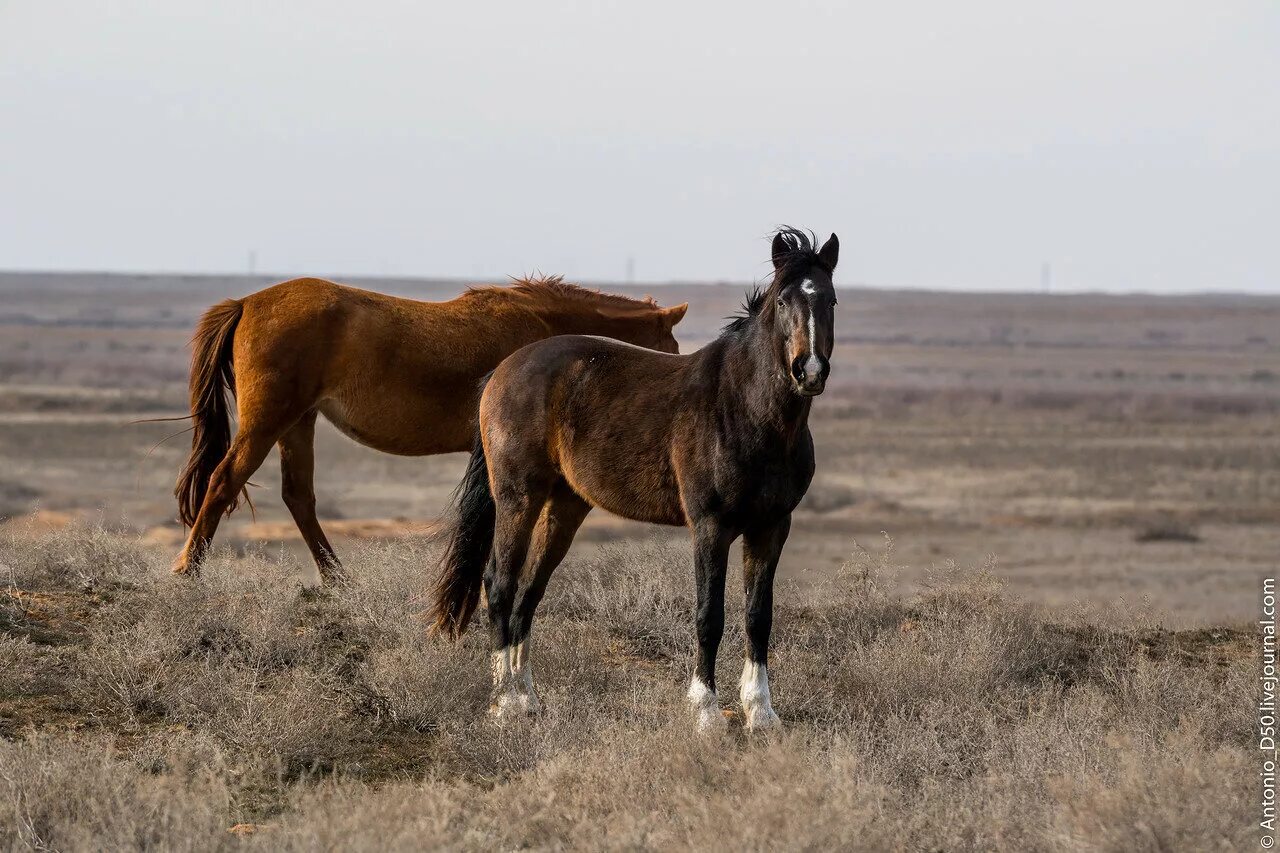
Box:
[172, 276, 687, 581]
[429, 228, 838, 731]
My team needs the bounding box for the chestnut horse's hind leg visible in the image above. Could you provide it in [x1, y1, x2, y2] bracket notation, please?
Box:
[503, 482, 591, 714]
[740, 515, 790, 731]
[485, 479, 552, 719]
[278, 410, 343, 585]
[172, 420, 283, 576]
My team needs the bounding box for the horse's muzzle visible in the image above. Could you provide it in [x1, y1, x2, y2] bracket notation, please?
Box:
[791, 356, 828, 396]
[796, 379, 825, 396]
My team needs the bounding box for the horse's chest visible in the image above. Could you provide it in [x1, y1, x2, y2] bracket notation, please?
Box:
[705, 441, 814, 524]
[727, 468, 807, 516]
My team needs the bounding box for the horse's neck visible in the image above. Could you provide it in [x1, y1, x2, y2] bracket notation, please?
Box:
[718, 324, 811, 436]
[520, 295, 599, 336]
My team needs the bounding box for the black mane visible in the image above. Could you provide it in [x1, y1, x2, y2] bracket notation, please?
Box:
[721, 227, 829, 336]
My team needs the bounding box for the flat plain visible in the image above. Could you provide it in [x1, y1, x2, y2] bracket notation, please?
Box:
[2, 272, 1276, 624]
[1, 272, 1276, 850]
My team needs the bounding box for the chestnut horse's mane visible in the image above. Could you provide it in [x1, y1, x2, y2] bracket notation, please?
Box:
[467, 275, 658, 313]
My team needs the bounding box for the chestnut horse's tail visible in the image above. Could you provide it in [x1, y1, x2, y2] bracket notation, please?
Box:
[429, 407, 496, 639]
[175, 299, 244, 527]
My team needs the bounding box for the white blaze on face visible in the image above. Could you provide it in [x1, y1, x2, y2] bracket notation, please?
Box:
[739, 660, 781, 731]
[799, 279, 821, 379]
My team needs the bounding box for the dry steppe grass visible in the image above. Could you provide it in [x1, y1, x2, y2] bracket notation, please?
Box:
[0, 523, 1255, 851]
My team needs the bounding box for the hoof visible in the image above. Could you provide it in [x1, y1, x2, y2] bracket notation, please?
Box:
[693, 704, 729, 733]
[743, 705, 782, 732]
[295, 584, 330, 601]
[687, 676, 726, 734]
[318, 565, 349, 588]
[738, 662, 780, 733]
[686, 676, 727, 732]
[170, 558, 198, 578]
[489, 689, 540, 721]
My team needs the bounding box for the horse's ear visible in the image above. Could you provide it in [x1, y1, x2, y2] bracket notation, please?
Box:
[660, 302, 688, 328]
[771, 232, 791, 271]
[819, 233, 839, 272]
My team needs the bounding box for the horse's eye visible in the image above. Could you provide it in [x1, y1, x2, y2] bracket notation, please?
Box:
[776, 297, 785, 308]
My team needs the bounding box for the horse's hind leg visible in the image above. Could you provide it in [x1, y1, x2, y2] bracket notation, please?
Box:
[278, 410, 343, 585]
[485, 477, 552, 719]
[505, 481, 591, 713]
[172, 419, 283, 576]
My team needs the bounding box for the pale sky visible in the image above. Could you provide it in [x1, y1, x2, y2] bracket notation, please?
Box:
[1, 1, 1276, 292]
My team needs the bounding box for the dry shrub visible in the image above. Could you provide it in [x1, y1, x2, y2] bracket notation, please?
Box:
[1, 519, 155, 592]
[550, 537, 694, 664]
[1049, 728, 1253, 850]
[0, 735, 232, 851]
[0, 525, 1259, 851]
[267, 726, 905, 851]
[0, 634, 61, 698]
[66, 555, 400, 771]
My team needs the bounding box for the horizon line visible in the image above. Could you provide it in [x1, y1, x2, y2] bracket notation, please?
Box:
[0, 267, 1275, 300]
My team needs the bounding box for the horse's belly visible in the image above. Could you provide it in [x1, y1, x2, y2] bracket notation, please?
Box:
[317, 389, 473, 456]
[560, 456, 686, 526]
[588, 487, 686, 527]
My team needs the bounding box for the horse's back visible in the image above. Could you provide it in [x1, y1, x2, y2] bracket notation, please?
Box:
[484, 335, 691, 525]
[235, 278, 387, 347]
[238, 277, 429, 332]
[483, 332, 815, 528]
[486, 334, 687, 417]
[231, 279, 400, 388]
[229, 278, 497, 454]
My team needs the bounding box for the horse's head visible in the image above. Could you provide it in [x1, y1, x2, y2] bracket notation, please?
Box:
[593, 300, 687, 354]
[765, 228, 839, 397]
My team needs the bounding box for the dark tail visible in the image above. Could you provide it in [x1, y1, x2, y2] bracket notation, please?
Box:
[428, 418, 496, 639]
[174, 299, 244, 527]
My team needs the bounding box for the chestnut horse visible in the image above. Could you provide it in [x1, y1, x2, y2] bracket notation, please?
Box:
[172, 276, 687, 581]
[429, 228, 838, 731]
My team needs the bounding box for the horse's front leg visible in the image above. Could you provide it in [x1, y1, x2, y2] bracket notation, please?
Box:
[740, 515, 790, 731]
[688, 520, 734, 732]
